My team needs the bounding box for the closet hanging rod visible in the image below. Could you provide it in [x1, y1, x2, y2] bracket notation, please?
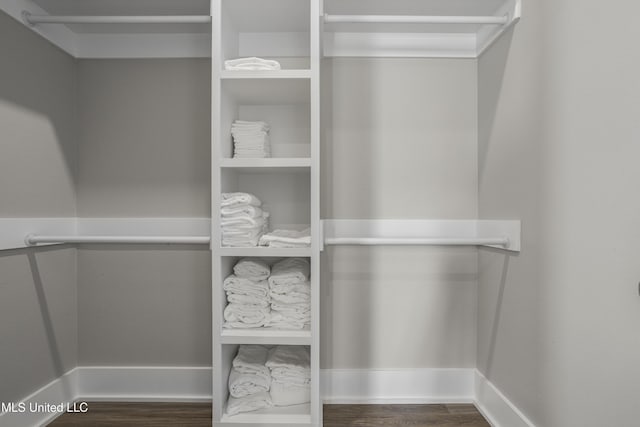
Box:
[323, 14, 509, 25]
[24, 234, 211, 246]
[324, 237, 510, 247]
[22, 12, 212, 26]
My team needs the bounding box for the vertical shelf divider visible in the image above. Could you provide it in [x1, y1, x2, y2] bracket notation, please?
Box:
[211, 0, 320, 425]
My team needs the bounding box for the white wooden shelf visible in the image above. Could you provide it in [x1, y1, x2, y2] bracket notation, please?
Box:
[219, 247, 312, 257]
[223, 79, 310, 105]
[221, 70, 312, 80]
[220, 403, 311, 425]
[220, 158, 311, 173]
[221, 328, 312, 345]
[322, 0, 521, 58]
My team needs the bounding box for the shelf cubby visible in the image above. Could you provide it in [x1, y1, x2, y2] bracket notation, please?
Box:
[220, 0, 311, 69]
[220, 79, 311, 159]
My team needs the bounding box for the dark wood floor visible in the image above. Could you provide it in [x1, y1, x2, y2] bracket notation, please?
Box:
[48, 402, 490, 427]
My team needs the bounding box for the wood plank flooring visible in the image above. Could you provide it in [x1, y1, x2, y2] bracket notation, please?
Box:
[48, 402, 490, 426]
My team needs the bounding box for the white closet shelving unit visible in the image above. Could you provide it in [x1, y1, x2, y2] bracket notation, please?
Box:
[211, 0, 320, 426]
[0, 0, 522, 426]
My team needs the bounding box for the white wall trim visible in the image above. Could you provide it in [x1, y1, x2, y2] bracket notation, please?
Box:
[323, 32, 478, 58]
[321, 368, 475, 404]
[322, 219, 521, 252]
[474, 371, 536, 427]
[0, 217, 211, 251]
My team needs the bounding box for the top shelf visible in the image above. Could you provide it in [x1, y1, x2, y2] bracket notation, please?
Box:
[322, 0, 521, 58]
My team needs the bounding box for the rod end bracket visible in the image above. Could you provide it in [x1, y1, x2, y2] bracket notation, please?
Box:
[24, 234, 36, 246]
[22, 11, 35, 27]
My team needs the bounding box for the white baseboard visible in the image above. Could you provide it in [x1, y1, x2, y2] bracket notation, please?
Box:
[2, 367, 535, 427]
[0, 369, 78, 427]
[474, 371, 535, 427]
[321, 368, 475, 404]
[76, 366, 212, 402]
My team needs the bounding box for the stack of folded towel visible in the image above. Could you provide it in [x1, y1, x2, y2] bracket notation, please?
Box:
[224, 57, 281, 71]
[259, 228, 311, 248]
[226, 345, 273, 416]
[231, 120, 271, 158]
[267, 258, 311, 329]
[266, 346, 311, 407]
[221, 192, 268, 247]
[224, 258, 271, 328]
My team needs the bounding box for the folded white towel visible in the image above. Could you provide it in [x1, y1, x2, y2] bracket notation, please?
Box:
[221, 192, 261, 207]
[259, 228, 311, 248]
[270, 281, 311, 304]
[269, 381, 310, 407]
[223, 276, 269, 297]
[228, 369, 271, 398]
[234, 258, 270, 281]
[222, 235, 261, 248]
[266, 346, 311, 376]
[267, 312, 308, 330]
[232, 120, 270, 129]
[224, 303, 270, 328]
[232, 345, 271, 383]
[227, 292, 270, 308]
[268, 258, 310, 287]
[271, 302, 310, 316]
[221, 215, 266, 229]
[226, 391, 273, 416]
[221, 205, 263, 219]
[225, 57, 281, 71]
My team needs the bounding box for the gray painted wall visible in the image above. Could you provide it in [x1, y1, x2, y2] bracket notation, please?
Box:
[0, 12, 77, 402]
[321, 58, 478, 368]
[75, 59, 212, 366]
[76, 59, 211, 217]
[478, 0, 640, 425]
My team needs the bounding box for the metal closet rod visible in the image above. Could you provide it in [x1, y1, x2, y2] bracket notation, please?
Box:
[324, 237, 510, 247]
[323, 13, 509, 25]
[22, 12, 212, 26]
[24, 234, 211, 246]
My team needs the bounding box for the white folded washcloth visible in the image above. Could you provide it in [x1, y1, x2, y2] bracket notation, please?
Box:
[221, 192, 261, 208]
[269, 381, 310, 407]
[224, 303, 270, 328]
[232, 345, 271, 383]
[223, 276, 269, 297]
[268, 258, 310, 287]
[225, 57, 281, 71]
[234, 258, 270, 281]
[259, 228, 311, 248]
[228, 368, 271, 398]
[226, 391, 273, 416]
